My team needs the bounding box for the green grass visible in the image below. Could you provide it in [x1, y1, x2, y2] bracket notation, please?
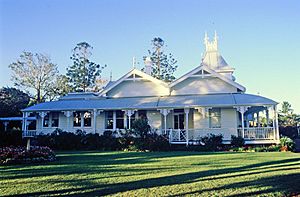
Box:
[1, 151, 300, 196]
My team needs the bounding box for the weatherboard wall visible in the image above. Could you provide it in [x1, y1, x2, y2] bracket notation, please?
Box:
[170, 77, 237, 95]
[106, 80, 169, 97]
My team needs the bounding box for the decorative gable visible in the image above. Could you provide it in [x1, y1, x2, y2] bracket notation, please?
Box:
[169, 65, 245, 96]
[193, 69, 210, 76]
[100, 69, 169, 98]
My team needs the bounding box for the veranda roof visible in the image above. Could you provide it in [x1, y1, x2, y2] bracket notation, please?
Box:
[22, 93, 277, 112]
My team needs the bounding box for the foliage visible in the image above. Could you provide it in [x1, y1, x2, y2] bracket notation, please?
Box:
[230, 145, 281, 152]
[199, 134, 223, 151]
[0, 129, 23, 147]
[37, 129, 82, 150]
[280, 136, 295, 151]
[118, 129, 135, 150]
[119, 119, 170, 151]
[280, 101, 293, 114]
[123, 133, 170, 152]
[67, 42, 106, 92]
[131, 119, 151, 139]
[279, 126, 299, 139]
[8, 52, 62, 103]
[36, 129, 120, 151]
[0, 87, 30, 117]
[278, 101, 300, 127]
[231, 135, 245, 148]
[144, 37, 178, 82]
[46, 75, 74, 101]
[0, 146, 56, 165]
[145, 133, 170, 151]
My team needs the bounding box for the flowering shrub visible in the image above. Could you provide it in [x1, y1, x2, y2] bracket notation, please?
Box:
[0, 146, 56, 165]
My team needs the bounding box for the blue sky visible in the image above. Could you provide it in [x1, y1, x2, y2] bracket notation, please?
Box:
[0, 0, 299, 113]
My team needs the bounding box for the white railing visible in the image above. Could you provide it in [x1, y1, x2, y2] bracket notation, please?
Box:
[237, 127, 274, 140]
[168, 129, 187, 142]
[166, 127, 275, 143]
[22, 130, 37, 137]
[167, 128, 227, 142]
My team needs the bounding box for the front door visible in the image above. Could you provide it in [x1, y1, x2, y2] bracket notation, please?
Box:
[174, 114, 184, 129]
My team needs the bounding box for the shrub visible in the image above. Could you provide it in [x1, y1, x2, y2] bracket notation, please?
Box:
[118, 129, 135, 150]
[199, 134, 223, 151]
[131, 119, 151, 139]
[280, 136, 295, 151]
[279, 126, 299, 139]
[142, 133, 170, 151]
[118, 120, 171, 152]
[36, 129, 82, 150]
[0, 129, 23, 147]
[230, 144, 283, 152]
[98, 130, 120, 150]
[231, 135, 245, 148]
[0, 146, 56, 165]
[266, 145, 281, 152]
[37, 129, 121, 151]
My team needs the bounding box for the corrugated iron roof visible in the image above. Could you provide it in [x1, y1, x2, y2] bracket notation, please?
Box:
[22, 93, 277, 112]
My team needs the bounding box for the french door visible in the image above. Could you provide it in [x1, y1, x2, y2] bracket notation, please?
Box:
[174, 114, 185, 129]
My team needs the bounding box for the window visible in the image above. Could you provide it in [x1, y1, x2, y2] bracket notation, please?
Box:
[209, 108, 221, 128]
[73, 112, 81, 127]
[43, 115, 49, 127]
[51, 112, 59, 127]
[116, 110, 124, 129]
[138, 110, 147, 119]
[105, 111, 113, 129]
[83, 112, 91, 127]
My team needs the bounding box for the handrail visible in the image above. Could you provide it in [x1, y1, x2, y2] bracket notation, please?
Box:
[22, 130, 37, 138]
[166, 127, 275, 142]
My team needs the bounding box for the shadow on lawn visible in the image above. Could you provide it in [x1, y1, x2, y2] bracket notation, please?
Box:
[1, 151, 202, 181]
[3, 152, 300, 197]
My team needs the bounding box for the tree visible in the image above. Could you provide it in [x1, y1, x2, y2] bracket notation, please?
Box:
[67, 42, 106, 92]
[144, 37, 178, 82]
[280, 101, 293, 114]
[278, 101, 300, 127]
[9, 52, 60, 103]
[0, 87, 30, 117]
[46, 75, 74, 101]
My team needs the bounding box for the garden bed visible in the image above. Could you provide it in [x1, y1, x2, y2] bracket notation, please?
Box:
[0, 146, 56, 165]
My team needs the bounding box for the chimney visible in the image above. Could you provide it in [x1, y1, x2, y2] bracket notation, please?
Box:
[144, 56, 153, 75]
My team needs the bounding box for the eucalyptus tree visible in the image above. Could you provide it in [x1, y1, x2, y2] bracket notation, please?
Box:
[9, 52, 60, 103]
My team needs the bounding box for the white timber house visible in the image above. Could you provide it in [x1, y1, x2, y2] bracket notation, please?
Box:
[21, 33, 280, 145]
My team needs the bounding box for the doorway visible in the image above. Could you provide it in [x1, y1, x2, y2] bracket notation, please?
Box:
[174, 113, 184, 129]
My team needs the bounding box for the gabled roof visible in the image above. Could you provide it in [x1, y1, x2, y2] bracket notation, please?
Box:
[60, 92, 99, 100]
[99, 68, 169, 96]
[169, 64, 246, 92]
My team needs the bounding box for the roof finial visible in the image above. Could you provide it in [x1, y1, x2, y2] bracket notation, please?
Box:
[214, 31, 218, 41]
[132, 57, 136, 69]
[214, 30, 218, 50]
[204, 31, 209, 44]
[204, 31, 210, 51]
[109, 71, 113, 81]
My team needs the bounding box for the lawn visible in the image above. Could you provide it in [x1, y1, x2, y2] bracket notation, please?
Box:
[0, 151, 300, 196]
